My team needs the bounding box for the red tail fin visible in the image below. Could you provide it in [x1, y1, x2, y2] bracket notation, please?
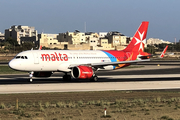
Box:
[160, 45, 168, 58]
[123, 21, 149, 52]
[39, 45, 42, 50]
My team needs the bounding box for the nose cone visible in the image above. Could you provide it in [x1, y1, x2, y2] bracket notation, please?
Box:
[8, 60, 15, 70]
[8, 60, 21, 71]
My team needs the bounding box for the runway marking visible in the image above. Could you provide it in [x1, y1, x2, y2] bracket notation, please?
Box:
[100, 74, 180, 78]
[0, 80, 180, 94]
[1, 74, 180, 80]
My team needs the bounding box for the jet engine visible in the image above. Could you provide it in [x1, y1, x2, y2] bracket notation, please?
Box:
[33, 72, 52, 77]
[71, 66, 93, 79]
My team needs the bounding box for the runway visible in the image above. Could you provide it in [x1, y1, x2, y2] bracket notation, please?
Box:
[0, 65, 180, 94]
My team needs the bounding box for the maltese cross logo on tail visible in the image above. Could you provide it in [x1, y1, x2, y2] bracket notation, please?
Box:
[134, 31, 146, 51]
[122, 21, 149, 52]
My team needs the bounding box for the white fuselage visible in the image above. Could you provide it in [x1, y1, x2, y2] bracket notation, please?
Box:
[9, 50, 122, 72]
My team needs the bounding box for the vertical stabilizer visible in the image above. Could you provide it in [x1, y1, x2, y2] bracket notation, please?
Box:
[160, 45, 168, 58]
[123, 21, 149, 52]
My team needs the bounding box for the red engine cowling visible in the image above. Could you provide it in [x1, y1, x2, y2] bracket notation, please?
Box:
[33, 72, 52, 77]
[71, 66, 93, 79]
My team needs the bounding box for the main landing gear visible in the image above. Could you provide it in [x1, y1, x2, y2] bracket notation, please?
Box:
[63, 73, 71, 81]
[90, 75, 98, 82]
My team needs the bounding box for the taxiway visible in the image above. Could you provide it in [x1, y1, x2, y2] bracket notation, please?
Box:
[0, 65, 180, 93]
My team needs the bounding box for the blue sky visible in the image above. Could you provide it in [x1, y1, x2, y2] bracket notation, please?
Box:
[0, 0, 180, 42]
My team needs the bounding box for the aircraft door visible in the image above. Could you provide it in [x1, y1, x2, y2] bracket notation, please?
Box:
[73, 54, 78, 62]
[33, 53, 39, 64]
[73, 55, 76, 62]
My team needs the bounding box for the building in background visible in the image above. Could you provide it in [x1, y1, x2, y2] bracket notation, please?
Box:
[57, 30, 86, 45]
[0, 32, 5, 41]
[147, 38, 172, 45]
[99, 32, 107, 38]
[38, 33, 59, 47]
[85, 32, 99, 49]
[56, 30, 131, 50]
[3, 24, 133, 50]
[5, 25, 38, 45]
[0, 32, 5, 49]
[106, 31, 126, 48]
[99, 38, 113, 50]
[120, 35, 127, 45]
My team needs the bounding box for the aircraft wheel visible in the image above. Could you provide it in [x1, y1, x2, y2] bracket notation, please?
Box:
[67, 75, 71, 81]
[63, 75, 71, 81]
[30, 78, 33, 82]
[90, 76, 98, 82]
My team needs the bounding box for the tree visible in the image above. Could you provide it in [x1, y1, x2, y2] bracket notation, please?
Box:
[6, 37, 18, 46]
[1, 37, 20, 53]
[144, 45, 156, 54]
[21, 42, 35, 51]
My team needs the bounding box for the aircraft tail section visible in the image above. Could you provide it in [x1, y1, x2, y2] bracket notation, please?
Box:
[39, 45, 42, 50]
[160, 45, 168, 58]
[123, 21, 149, 52]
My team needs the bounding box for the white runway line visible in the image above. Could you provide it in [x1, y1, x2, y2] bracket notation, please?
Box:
[1, 74, 180, 80]
[0, 80, 180, 94]
[99, 74, 180, 78]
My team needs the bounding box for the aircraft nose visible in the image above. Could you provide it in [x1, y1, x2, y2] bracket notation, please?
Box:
[8, 60, 15, 70]
[8, 60, 21, 70]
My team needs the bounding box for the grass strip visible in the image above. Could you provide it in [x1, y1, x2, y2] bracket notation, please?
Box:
[0, 65, 25, 74]
[0, 90, 179, 120]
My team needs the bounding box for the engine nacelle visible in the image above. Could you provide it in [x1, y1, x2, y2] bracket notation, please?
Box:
[71, 66, 93, 79]
[33, 72, 52, 77]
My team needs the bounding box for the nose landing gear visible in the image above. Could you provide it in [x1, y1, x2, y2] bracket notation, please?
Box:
[29, 71, 34, 82]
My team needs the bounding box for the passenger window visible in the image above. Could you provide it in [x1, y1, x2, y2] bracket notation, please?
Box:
[21, 56, 24, 59]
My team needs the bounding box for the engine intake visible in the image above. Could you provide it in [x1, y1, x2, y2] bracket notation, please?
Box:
[71, 66, 93, 79]
[33, 72, 52, 77]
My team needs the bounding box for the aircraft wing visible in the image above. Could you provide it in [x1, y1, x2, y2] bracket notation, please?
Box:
[68, 59, 150, 68]
[91, 59, 150, 67]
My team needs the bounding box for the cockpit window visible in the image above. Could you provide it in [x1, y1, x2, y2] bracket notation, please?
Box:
[15, 56, 28, 59]
[16, 56, 21, 59]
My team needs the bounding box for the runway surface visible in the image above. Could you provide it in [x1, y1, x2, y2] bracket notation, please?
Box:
[0, 65, 180, 94]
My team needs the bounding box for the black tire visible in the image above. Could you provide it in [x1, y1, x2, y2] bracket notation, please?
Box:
[90, 76, 98, 82]
[67, 75, 71, 81]
[63, 75, 71, 81]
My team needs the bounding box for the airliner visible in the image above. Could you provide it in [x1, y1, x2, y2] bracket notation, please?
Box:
[8, 21, 168, 82]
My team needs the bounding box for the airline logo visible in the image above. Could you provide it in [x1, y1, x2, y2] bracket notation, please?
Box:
[41, 52, 68, 61]
[134, 31, 146, 51]
[123, 21, 149, 52]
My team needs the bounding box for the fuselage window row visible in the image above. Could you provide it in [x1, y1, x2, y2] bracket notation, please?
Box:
[39, 56, 127, 60]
